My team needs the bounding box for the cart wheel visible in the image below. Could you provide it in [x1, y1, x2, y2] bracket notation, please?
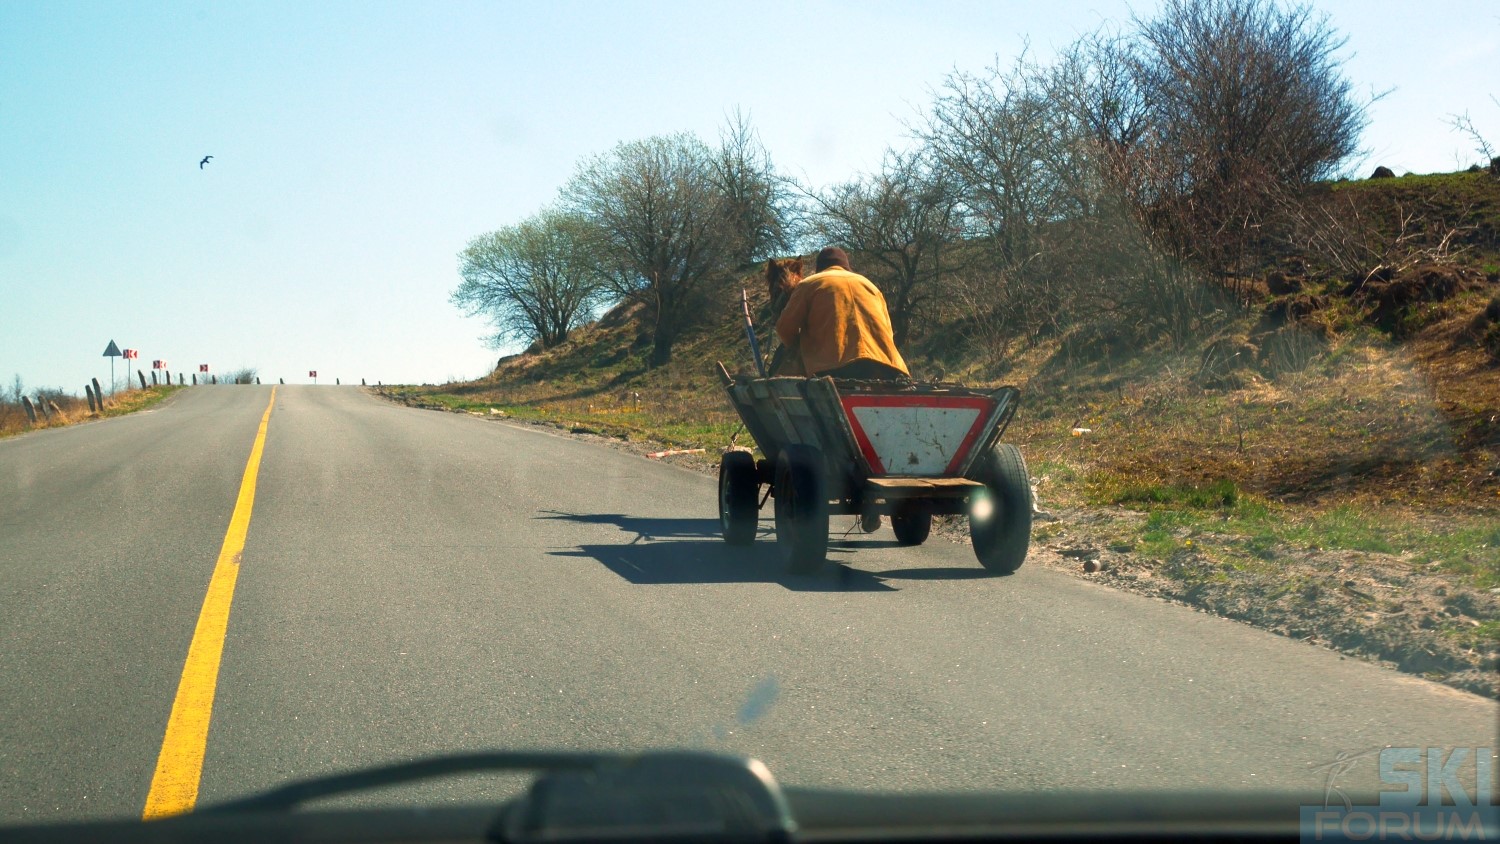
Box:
[773, 445, 829, 574]
[719, 451, 759, 546]
[968, 443, 1032, 574]
[890, 504, 932, 546]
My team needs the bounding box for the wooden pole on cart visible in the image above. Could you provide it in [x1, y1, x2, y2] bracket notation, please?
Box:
[740, 289, 767, 377]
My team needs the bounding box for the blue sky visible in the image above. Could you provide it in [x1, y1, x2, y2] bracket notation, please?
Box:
[2, 0, 1497, 394]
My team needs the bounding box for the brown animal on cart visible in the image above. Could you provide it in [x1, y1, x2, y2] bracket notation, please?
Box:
[765, 257, 806, 375]
[765, 256, 803, 307]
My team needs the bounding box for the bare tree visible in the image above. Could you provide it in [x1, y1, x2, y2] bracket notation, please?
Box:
[805, 148, 964, 346]
[453, 209, 603, 351]
[1100, 0, 1369, 278]
[563, 134, 749, 367]
[923, 51, 1073, 264]
[1448, 98, 1498, 169]
[921, 48, 1121, 347]
[711, 109, 795, 265]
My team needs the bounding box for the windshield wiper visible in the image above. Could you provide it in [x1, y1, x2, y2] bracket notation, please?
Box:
[201, 750, 796, 843]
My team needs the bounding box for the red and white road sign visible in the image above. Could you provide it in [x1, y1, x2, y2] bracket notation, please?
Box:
[309, 370, 317, 378]
[152, 359, 166, 369]
[199, 364, 209, 372]
[123, 348, 139, 360]
[840, 394, 996, 476]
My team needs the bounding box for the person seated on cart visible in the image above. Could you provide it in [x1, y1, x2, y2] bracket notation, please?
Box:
[773, 246, 909, 381]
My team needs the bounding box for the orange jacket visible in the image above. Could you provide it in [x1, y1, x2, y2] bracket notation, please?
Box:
[774, 267, 908, 377]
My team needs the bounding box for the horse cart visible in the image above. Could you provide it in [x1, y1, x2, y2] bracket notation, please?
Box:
[715, 364, 1032, 575]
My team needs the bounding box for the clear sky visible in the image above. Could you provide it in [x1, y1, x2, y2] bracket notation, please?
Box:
[3, 0, 1497, 394]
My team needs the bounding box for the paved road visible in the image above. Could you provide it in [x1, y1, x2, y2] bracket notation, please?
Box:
[1, 386, 1494, 824]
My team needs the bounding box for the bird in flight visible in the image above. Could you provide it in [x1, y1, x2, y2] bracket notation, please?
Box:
[199, 155, 213, 169]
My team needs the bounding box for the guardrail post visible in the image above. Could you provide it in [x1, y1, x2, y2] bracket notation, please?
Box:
[256, 376, 261, 385]
[48, 400, 63, 419]
[279, 377, 284, 384]
[211, 375, 217, 384]
[86, 384, 97, 413]
[91, 378, 103, 407]
[36, 396, 50, 421]
[21, 396, 37, 425]
[150, 370, 157, 386]
[137, 370, 146, 389]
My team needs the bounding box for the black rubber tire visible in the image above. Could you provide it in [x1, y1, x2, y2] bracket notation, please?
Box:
[718, 451, 759, 546]
[968, 443, 1032, 574]
[890, 504, 932, 546]
[773, 445, 829, 574]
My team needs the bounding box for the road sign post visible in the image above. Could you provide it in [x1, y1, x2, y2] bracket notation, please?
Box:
[103, 340, 122, 395]
[123, 348, 139, 391]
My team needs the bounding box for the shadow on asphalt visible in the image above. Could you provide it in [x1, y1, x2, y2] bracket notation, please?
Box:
[870, 566, 1001, 580]
[537, 511, 906, 592]
[538, 511, 1004, 588]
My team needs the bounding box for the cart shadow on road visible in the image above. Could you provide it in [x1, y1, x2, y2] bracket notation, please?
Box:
[867, 566, 1001, 580]
[538, 511, 1006, 585]
[536, 511, 899, 592]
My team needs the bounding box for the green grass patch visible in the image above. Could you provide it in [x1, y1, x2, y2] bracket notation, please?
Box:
[1087, 475, 1241, 509]
[1086, 479, 1499, 589]
[1279, 505, 1398, 554]
[1030, 458, 1081, 484]
[1085, 471, 1445, 567]
[1137, 523, 1188, 562]
[1415, 524, 1500, 591]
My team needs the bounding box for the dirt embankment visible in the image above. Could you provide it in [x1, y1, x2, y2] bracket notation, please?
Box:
[962, 508, 1498, 700]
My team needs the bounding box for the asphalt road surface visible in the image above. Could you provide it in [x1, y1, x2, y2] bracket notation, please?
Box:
[1, 386, 1494, 824]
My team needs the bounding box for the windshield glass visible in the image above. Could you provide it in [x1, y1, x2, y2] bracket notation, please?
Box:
[1, 0, 1495, 832]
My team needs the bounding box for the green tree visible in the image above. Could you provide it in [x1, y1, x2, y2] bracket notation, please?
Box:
[563, 134, 749, 367]
[453, 209, 604, 351]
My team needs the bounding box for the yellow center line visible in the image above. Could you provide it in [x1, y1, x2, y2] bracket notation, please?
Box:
[142, 386, 276, 819]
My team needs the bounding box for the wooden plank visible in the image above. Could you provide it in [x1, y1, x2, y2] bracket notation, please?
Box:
[867, 477, 983, 489]
[864, 477, 984, 499]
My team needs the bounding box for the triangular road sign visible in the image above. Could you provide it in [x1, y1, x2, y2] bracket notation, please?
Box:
[103, 340, 122, 357]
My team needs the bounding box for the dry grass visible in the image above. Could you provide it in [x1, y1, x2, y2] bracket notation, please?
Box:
[1014, 337, 1496, 512]
[0, 385, 184, 439]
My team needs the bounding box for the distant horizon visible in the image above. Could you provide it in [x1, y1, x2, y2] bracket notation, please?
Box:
[4, 0, 1497, 396]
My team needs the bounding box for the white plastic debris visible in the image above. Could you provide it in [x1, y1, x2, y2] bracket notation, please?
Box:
[646, 448, 706, 459]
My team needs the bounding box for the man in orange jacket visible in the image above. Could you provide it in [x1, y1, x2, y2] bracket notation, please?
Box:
[774, 247, 909, 380]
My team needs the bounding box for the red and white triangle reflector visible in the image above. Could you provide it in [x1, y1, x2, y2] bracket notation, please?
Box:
[840, 394, 996, 476]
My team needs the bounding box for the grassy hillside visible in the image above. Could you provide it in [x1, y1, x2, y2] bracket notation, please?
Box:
[414, 172, 1500, 510]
